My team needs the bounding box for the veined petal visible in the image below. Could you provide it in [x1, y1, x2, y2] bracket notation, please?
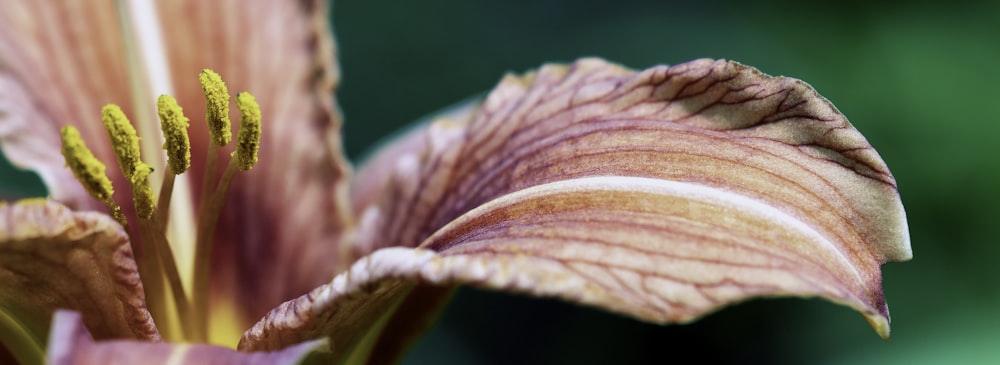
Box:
[0, 199, 158, 363]
[349, 101, 479, 260]
[351, 98, 481, 217]
[241, 176, 905, 358]
[0, 2, 136, 211]
[153, 0, 354, 337]
[418, 176, 896, 330]
[242, 170, 903, 351]
[355, 58, 910, 263]
[247, 58, 909, 361]
[240, 171, 908, 357]
[48, 310, 325, 365]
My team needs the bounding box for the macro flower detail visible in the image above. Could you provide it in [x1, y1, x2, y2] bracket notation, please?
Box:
[0, 1, 910, 365]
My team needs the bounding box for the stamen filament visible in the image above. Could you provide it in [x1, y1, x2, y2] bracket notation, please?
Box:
[156, 171, 176, 230]
[191, 68, 233, 342]
[191, 143, 219, 341]
[135, 229, 169, 338]
[138, 215, 196, 341]
[192, 149, 245, 341]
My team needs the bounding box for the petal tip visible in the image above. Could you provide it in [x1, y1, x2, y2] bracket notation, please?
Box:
[865, 312, 892, 340]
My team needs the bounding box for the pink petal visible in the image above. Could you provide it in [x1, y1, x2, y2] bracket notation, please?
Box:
[242, 58, 910, 361]
[0, 2, 136, 211]
[0, 199, 158, 363]
[48, 310, 324, 365]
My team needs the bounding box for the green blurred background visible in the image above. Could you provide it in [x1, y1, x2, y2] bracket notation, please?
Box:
[3, 0, 999, 363]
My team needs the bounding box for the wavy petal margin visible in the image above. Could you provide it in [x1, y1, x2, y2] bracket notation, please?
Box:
[0, 200, 158, 364]
[242, 58, 910, 362]
[48, 310, 325, 365]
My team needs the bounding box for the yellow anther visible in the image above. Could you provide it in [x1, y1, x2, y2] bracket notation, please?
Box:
[199, 69, 231, 146]
[60, 126, 115, 202]
[157, 94, 191, 174]
[233, 92, 261, 171]
[61, 125, 127, 226]
[101, 104, 142, 180]
[131, 163, 156, 219]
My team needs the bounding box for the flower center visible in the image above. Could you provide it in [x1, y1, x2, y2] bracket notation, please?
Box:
[59, 70, 261, 344]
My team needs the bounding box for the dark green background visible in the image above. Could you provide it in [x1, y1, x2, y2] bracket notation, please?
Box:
[3, 0, 998, 363]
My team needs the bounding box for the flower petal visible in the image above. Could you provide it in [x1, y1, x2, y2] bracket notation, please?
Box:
[0, 2, 137, 210]
[253, 58, 910, 359]
[242, 169, 907, 356]
[355, 58, 910, 264]
[419, 176, 899, 331]
[48, 310, 325, 365]
[153, 0, 354, 336]
[351, 98, 481, 217]
[0, 199, 158, 363]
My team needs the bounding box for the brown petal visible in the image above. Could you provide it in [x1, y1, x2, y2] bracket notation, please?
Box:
[0, 2, 136, 211]
[0, 199, 159, 363]
[237, 249, 421, 360]
[267, 58, 908, 360]
[48, 310, 325, 365]
[355, 58, 910, 264]
[241, 172, 904, 359]
[351, 99, 481, 217]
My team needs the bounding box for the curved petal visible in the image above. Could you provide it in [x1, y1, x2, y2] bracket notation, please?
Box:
[247, 207, 877, 347]
[0, 2, 135, 211]
[238, 249, 419, 359]
[351, 98, 481, 218]
[355, 58, 910, 263]
[241, 173, 905, 357]
[419, 176, 897, 330]
[254, 58, 910, 359]
[48, 310, 325, 365]
[0, 199, 158, 363]
[153, 0, 355, 333]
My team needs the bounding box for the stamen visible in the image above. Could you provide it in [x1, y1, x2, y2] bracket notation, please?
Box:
[192, 69, 235, 342]
[59, 126, 126, 226]
[100, 104, 194, 341]
[156, 95, 191, 227]
[199, 69, 232, 147]
[233, 92, 261, 171]
[131, 162, 157, 220]
[62, 70, 264, 345]
[191, 79, 263, 343]
[157, 94, 191, 174]
[101, 104, 143, 181]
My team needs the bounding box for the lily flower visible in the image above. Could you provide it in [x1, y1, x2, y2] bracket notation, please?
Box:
[0, 1, 911, 364]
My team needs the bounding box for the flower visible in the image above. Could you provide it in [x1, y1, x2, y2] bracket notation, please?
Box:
[0, 1, 911, 364]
